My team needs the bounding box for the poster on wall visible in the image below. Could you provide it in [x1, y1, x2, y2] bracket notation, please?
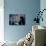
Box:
[9, 14, 25, 25]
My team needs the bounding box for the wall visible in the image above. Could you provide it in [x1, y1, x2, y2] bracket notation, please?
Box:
[4, 0, 40, 42]
[40, 0, 46, 26]
[0, 0, 4, 42]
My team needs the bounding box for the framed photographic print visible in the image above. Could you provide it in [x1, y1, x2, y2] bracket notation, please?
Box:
[9, 14, 25, 25]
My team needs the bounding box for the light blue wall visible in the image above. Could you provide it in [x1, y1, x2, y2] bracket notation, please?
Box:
[40, 0, 46, 27]
[4, 0, 40, 42]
